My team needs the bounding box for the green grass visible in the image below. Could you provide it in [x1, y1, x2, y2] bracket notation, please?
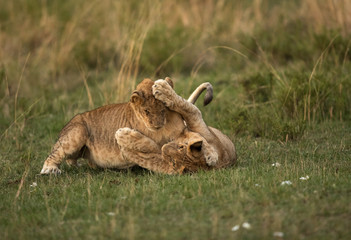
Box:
[1, 0, 351, 239]
[1, 122, 350, 239]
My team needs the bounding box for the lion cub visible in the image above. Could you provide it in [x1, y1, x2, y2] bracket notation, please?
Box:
[40, 78, 212, 174]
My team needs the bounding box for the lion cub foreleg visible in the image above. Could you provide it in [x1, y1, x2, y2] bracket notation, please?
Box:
[115, 128, 178, 174]
[41, 121, 88, 174]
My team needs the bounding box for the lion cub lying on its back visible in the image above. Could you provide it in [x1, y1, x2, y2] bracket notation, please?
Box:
[40, 78, 212, 174]
[116, 80, 237, 174]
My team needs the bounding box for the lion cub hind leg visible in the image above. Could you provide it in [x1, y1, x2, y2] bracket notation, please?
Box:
[152, 80, 177, 109]
[153, 79, 211, 137]
[40, 120, 89, 174]
[152, 79, 202, 121]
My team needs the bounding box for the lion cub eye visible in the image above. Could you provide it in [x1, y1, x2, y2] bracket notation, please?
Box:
[178, 145, 185, 150]
[144, 110, 150, 115]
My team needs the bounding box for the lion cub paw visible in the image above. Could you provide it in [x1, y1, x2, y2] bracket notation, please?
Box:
[40, 163, 62, 175]
[152, 80, 176, 108]
[115, 127, 143, 148]
[205, 151, 218, 167]
[115, 127, 133, 147]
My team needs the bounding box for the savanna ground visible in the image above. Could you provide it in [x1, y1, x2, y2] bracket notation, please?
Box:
[1, 0, 350, 239]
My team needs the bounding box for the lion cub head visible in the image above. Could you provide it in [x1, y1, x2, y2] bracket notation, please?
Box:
[130, 78, 173, 131]
[161, 132, 210, 173]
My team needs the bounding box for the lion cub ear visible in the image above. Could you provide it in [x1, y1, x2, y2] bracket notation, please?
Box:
[189, 140, 203, 152]
[130, 91, 144, 104]
[188, 140, 203, 158]
[165, 77, 174, 89]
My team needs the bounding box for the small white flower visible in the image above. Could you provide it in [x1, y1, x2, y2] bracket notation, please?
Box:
[255, 184, 260, 187]
[107, 212, 115, 216]
[30, 182, 37, 187]
[272, 162, 281, 167]
[231, 225, 240, 232]
[299, 175, 310, 180]
[280, 180, 292, 186]
[242, 222, 251, 229]
[273, 232, 284, 237]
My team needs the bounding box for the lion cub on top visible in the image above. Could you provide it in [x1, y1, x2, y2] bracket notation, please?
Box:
[40, 78, 212, 174]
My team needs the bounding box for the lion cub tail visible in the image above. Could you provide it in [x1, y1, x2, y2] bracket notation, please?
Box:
[187, 82, 213, 106]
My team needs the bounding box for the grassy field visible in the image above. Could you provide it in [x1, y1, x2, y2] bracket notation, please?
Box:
[1, 0, 351, 239]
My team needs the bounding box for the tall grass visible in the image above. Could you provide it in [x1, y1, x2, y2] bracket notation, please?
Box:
[0, 0, 350, 139]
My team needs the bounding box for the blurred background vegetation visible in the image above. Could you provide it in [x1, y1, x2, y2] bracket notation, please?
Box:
[0, 0, 350, 140]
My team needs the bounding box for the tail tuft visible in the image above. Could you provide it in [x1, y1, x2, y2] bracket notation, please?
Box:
[187, 82, 214, 106]
[203, 84, 213, 106]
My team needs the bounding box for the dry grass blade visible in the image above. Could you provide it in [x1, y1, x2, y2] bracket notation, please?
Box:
[306, 35, 338, 123]
[14, 53, 31, 121]
[14, 167, 29, 201]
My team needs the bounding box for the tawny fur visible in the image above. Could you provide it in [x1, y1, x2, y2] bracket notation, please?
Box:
[115, 79, 237, 174]
[40, 78, 212, 174]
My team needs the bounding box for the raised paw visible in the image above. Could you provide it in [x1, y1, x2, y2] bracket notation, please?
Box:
[40, 163, 62, 175]
[152, 80, 176, 108]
